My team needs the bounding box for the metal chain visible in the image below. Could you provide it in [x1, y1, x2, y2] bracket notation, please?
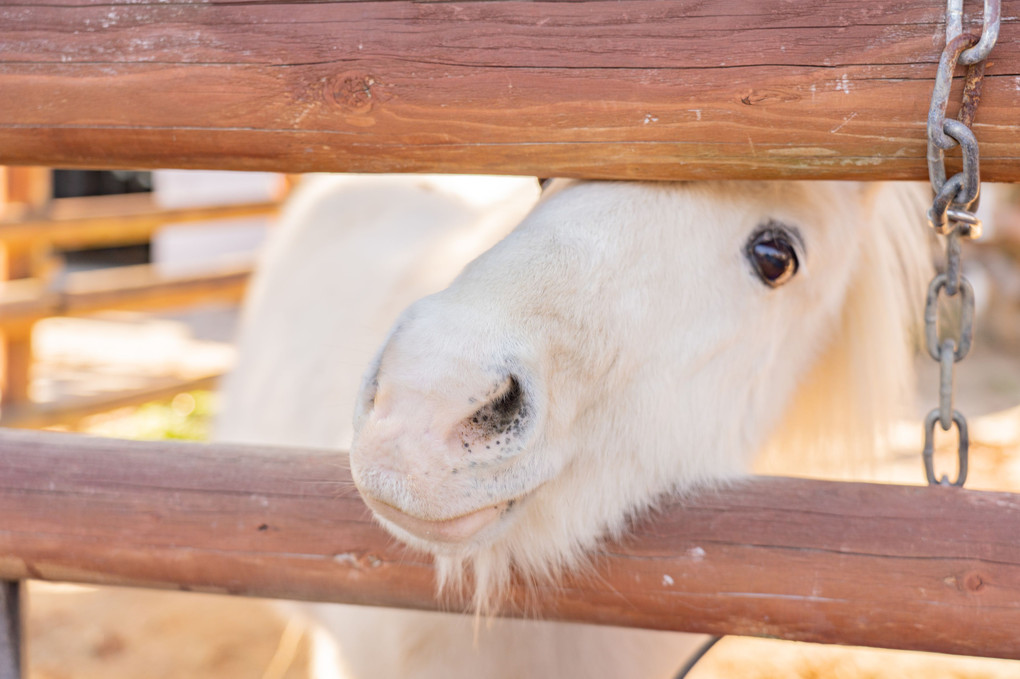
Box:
[921, 0, 1000, 487]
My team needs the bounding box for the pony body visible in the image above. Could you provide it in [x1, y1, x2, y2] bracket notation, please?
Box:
[218, 175, 932, 678]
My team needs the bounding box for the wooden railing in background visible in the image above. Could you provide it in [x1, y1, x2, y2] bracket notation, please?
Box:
[0, 193, 279, 251]
[0, 170, 280, 427]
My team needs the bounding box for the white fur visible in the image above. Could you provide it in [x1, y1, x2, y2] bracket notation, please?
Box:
[218, 175, 933, 679]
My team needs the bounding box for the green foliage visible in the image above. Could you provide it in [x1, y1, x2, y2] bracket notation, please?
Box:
[83, 391, 217, 442]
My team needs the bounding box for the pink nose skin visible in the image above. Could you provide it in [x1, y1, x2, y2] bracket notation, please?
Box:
[362, 495, 506, 544]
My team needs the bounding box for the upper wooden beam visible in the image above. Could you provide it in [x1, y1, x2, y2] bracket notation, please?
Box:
[0, 428, 1017, 660]
[0, 1, 1017, 180]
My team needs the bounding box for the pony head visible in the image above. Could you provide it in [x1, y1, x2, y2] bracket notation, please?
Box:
[349, 180, 932, 610]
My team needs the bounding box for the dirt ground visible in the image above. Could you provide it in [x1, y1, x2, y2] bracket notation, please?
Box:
[25, 581, 1020, 679]
[27, 584, 309, 679]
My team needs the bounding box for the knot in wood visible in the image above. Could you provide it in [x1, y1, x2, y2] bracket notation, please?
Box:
[329, 73, 377, 113]
[962, 571, 986, 592]
[740, 88, 800, 106]
[945, 570, 987, 593]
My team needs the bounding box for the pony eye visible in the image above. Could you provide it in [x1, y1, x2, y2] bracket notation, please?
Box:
[747, 229, 799, 288]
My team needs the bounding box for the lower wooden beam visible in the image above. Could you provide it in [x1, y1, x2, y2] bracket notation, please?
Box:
[0, 428, 1016, 660]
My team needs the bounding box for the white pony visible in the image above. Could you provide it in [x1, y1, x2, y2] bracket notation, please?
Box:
[218, 175, 933, 679]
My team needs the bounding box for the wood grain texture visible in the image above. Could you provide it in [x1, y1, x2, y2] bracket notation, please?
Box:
[0, 428, 1017, 659]
[0, 1, 1018, 180]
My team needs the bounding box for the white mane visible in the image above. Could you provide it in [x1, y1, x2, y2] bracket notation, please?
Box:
[218, 176, 933, 678]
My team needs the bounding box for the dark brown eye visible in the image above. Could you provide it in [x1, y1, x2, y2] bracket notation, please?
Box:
[747, 230, 799, 287]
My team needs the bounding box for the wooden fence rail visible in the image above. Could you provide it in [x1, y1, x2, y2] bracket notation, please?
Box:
[0, 194, 280, 250]
[1, 1, 1019, 181]
[0, 262, 251, 326]
[0, 428, 1017, 660]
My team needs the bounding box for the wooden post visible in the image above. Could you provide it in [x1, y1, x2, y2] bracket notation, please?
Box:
[0, 582, 22, 679]
[0, 324, 31, 411]
[0, 168, 50, 412]
[0, 242, 33, 408]
[2, 169, 49, 217]
[0, 168, 47, 678]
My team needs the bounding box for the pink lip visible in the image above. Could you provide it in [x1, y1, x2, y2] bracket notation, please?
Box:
[362, 496, 506, 544]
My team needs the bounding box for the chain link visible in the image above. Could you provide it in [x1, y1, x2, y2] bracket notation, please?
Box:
[956, 0, 1002, 65]
[920, 0, 999, 487]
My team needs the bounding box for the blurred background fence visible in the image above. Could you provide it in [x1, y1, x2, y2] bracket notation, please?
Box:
[0, 167, 287, 429]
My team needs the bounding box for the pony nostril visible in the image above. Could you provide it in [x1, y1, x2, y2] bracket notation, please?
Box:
[460, 375, 529, 451]
[489, 375, 523, 423]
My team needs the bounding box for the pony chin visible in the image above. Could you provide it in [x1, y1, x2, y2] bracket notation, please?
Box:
[431, 460, 716, 615]
[430, 493, 601, 616]
[364, 471, 611, 615]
